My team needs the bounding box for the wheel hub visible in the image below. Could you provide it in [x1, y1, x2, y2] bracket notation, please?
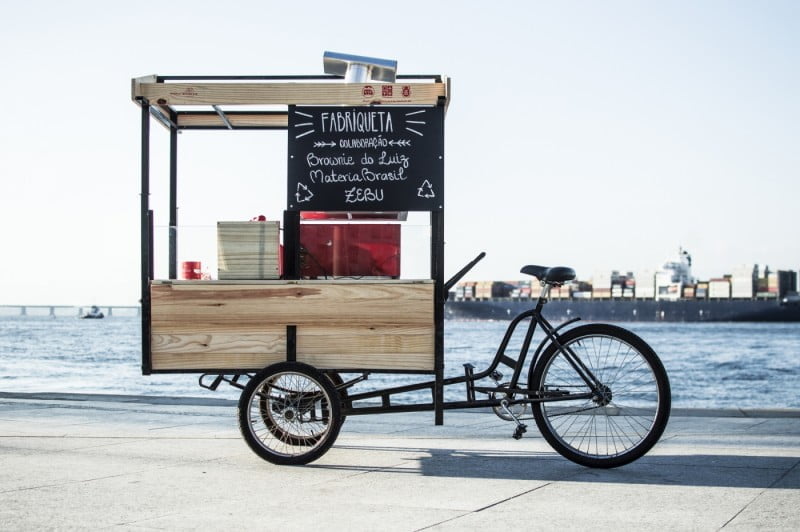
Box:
[592, 385, 613, 406]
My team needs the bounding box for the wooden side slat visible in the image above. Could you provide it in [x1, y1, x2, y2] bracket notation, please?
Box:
[136, 82, 446, 106]
[151, 352, 286, 371]
[152, 331, 286, 355]
[297, 352, 432, 371]
[151, 283, 433, 328]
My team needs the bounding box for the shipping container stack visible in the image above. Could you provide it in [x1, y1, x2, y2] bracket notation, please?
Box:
[591, 270, 612, 300]
[655, 270, 682, 301]
[623, 277, 635, 298]
[450, 265, 798, 305]
[731, 264, 757, 299]
[475, 281, 493, 301]
[634, 270, 656, 299]
[609, 271, 633, 300]
[519, 280, 533, 300]
[695, 281, 709, 300]
[491, 281, 517, 299]
[456, 281, 476, 301]
[708, 278, 731, 299]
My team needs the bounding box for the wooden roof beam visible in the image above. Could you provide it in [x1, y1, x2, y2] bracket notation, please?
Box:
[133, 80, 448, 107]
[175, 112, 289, 130]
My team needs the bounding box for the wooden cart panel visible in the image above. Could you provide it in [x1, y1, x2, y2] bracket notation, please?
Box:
[150, 280, 434, 371]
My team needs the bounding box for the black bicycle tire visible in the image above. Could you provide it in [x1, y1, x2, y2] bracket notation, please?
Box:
[238, 362, 342, 465]
[529, 323, 670, 468]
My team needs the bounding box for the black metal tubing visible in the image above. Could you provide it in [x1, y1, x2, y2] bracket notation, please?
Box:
[342, 391, 597, 417]
[140, 100, 152, 375]
[282, 210, 300, 279]
[142, 211, 153, 375]
[444, 252, 485, 295]
[431, 210, 445, 425]
[286, 325, 297, 362]
[168, 112, 178, 280]
[346, 378, 434, 403]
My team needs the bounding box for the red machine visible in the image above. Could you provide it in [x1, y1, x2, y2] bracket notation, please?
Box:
[298, 213, 401, 278]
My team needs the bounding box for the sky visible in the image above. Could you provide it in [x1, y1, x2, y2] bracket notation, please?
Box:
[0, 1, 798, 305]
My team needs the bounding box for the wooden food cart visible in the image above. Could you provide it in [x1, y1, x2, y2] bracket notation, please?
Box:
[132, 60, 457, 464]
[132, 58, 672, 469]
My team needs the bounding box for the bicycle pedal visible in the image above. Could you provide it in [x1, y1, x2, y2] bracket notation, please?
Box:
[512, 424, 527, 440]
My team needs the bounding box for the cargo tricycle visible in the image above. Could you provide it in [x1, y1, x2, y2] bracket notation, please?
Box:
[132, 55, 670, 468]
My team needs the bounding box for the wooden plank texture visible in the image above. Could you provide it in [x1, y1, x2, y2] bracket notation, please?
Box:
[135, 82, 446, 107]
[217, 221, 280, 280]
[150, 281, 434, 371]
[177, 113, 289, 129]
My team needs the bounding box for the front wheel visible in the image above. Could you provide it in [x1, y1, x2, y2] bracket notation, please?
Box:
[238, 362, 342, 465]
[529, 324, 670, 468]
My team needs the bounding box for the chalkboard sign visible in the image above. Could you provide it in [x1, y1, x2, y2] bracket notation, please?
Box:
[287, 105, 444, 211]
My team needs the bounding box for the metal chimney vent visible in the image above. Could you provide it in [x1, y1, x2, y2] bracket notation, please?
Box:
[323, 51, 397, 83]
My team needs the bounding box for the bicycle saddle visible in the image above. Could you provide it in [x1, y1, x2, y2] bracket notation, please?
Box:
[520, 265, 576, 283]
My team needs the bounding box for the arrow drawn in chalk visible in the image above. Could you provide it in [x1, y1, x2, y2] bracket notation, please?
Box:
[313, 141, 336, 148]
[417, 179, 435, 199]
[389, 139, 411, 147]
[296, 183, 314, 203]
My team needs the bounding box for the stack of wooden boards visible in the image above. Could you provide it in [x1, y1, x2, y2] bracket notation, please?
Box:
[217, 221, 280, 280]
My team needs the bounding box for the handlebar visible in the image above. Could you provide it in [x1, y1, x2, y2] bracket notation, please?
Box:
[444, 251, 486, 297]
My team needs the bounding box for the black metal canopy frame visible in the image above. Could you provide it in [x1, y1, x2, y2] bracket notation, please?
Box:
[132, 73, 452, 423]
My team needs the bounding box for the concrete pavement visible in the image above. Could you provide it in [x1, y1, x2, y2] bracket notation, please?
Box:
[0, 392, 798, 530]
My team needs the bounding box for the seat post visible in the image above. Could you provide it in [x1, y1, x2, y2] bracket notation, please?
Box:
[538, 281, 551, 301]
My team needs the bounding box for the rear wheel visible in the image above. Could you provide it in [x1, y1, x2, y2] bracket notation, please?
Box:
[238, 362, 341, 465]
[529, 324, 670, 468]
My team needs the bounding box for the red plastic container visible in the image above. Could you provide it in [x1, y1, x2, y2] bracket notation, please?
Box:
[181, 261, 202, 280]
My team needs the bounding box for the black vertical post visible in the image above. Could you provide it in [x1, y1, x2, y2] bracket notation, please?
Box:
[168, 116, 178, 279]
[283, 210, 301, 279]
[140, 102, 152, 375]
[286, 325, 297, 362]
[431, 210, 445, 425]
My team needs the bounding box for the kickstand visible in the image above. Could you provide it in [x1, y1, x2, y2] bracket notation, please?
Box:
[500, 399, 527, 440]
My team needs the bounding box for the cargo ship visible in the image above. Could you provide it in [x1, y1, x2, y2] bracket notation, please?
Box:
[446, 250, 800, 322]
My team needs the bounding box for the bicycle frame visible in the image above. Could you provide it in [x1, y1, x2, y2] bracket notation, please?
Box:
[335, 283, 602, 417]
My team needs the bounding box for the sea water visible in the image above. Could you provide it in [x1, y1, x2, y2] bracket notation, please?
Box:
[1, 315, 798, 409]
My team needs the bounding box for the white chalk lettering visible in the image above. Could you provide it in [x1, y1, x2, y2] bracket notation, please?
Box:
[306, 152, 355, 167]
[378, 151, 410, 168]
[310, 169, 365, 183]
[320, 111, 394, 133]
[361, 167, 407, 182]
[344, 187, 384, 203]
[339, 136, 389, 149]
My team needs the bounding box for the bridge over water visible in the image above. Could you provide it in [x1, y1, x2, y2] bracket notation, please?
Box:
[0, 305, 141, 317]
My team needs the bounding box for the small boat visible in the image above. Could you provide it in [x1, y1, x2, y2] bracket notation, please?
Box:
[81, 306, 105, 319]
